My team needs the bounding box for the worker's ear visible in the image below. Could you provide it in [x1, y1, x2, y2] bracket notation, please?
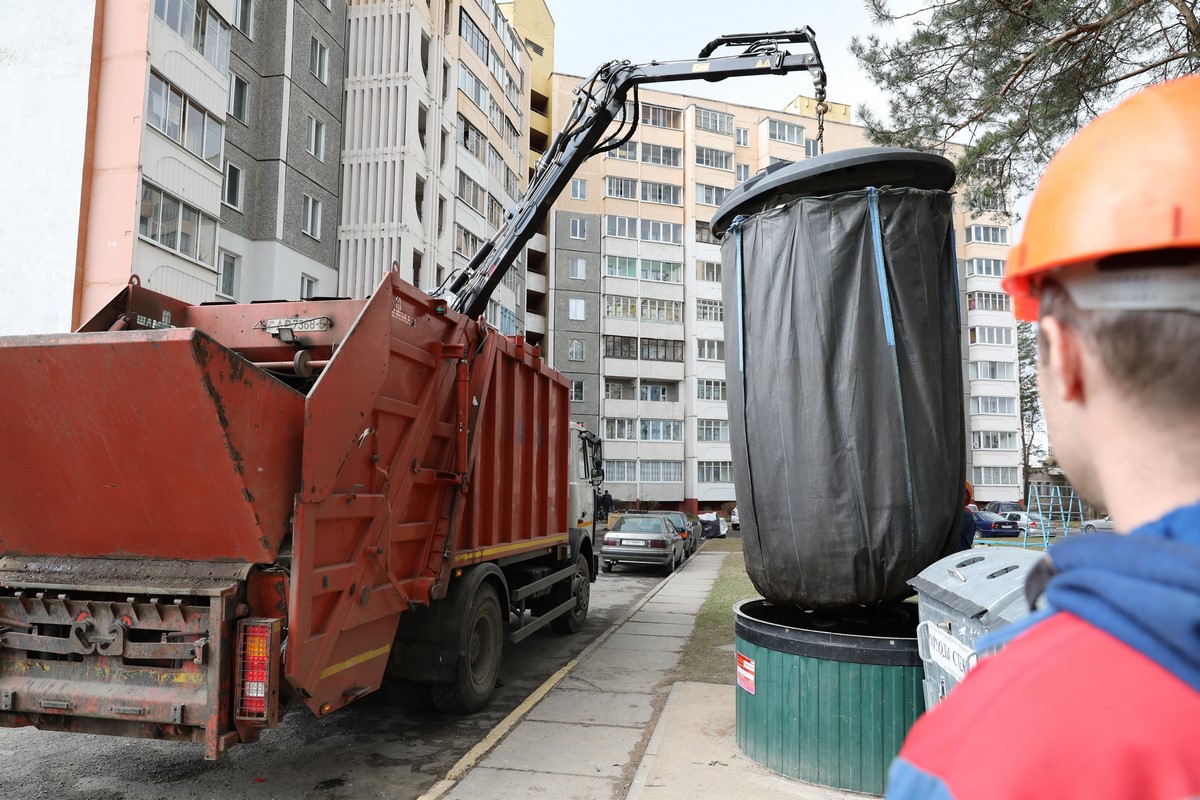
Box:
[1039, 315, 1085, 404]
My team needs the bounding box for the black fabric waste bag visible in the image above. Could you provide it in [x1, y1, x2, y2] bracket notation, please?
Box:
[721, 187, 964, 609]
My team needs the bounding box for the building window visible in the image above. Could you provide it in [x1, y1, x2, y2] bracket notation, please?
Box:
[695, 107, 734, 135]
[459, 7, 489, 62]
[641, 299, 683, 323]
[697, 184, 732, 206]
[147, 71, 223, 168]
[804, 138, 820, 158]
[570, 218, 587, 239]
[768, 119, 804, 144]
[639, 219, 682, 244]
[968, 291, 1012, 312]
[641, 144, 682, 167]
[970, 360, 1016, 380]
[603, 335, 638, 359]
[454, 224, 482, 257]
[640, 460, 684, 483]
[457, 170, 486, 214]
[606, 176, 638, 199]
[218, 250, 238, 297]
[569, 257, 586, 279]
[695, 222, 719, 244]
[569, 298, 586, 320]
[306, 115, 325, 160]
[310, 37, 329, 83]
[735, 163, 750, 183]
[153, 0, 230, 74]
[697, 261, 721, 282]
[604, 381, 625, 400]
[970, 395, 1017, 415]
[640, 338, 684, 362]
[570, 178, 587, 200]
[641, 259, 681, 283]
[486, 193, 504, 228]
[568, 339, 585, 361]
[641, 181, 682, 206]
[637, 103, 682, 130]
[697, 461, 735, 483]
[232, 0, 253, 37]
[969, 326, 1013, 345]
[696, 298, 724, 321]
[640, 419, 683, 441]
[604, 418, 638, 440]
[605, 295, 638, 319]
[735, 127, 749, 147]
[570, 380, 585, 401]
[604, 460, 637, 482]
[300, 274, 318, 299]
[640, 382, 672, 402]
[697, 419, 729, 442]
[697, 339, 724, 361]
[606, 215, 638, 239]
[605, 256, 637, 278]
[965, 225, 1009, 245]
[459, 63, 488, 109]
[138, 181, 217, 266]
[973, 431, 1018, 450]
[457, 114, 486, 160]
[972, 466, 1019, 486]
[607, 140, 638, 161]
[697, 379, 727, 401]
[696, 146, 734, 171]
[965, 258, 1007, 278]
[302, 195, 322, 240]
[222, 160, 242, 209]
[228, 73, 248, 123]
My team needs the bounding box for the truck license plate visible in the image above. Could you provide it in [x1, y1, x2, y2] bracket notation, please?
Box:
[622, 539, 648, 547]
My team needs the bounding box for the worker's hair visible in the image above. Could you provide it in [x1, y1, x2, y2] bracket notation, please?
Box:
[1038, 277, 1200, 416]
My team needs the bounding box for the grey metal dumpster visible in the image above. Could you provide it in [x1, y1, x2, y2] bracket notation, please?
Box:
[909, 548, 1044, 708]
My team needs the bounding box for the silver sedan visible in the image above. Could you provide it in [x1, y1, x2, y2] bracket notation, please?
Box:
[600, 514, 684, 574]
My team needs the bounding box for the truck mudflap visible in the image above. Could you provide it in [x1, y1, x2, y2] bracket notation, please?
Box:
[0, 557, 250, 760]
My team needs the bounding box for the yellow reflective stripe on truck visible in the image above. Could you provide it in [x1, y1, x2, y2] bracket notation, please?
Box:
[452, 534, 569, 563]
[319, 644, 393, 680]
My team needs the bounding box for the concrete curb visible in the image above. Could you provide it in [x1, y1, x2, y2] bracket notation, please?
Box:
[417, 553, 716, 800]
[623, 681, 681, 800]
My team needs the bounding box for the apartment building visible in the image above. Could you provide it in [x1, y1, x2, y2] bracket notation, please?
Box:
[545, 77, 1019, 511]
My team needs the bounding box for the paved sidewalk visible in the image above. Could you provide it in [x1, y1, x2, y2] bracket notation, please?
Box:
[422, 549, 868, 800]
[428, 552, 726, 800]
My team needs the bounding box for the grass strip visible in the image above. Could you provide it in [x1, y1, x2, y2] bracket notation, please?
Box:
[672, 543, 759, 684]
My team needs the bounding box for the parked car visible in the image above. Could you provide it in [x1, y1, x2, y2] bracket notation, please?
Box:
[1004, 511, 1048, 536]
[730, 506, 740, 530]
[697, 511, 727, 539]
[1082, 514, 1115, 533]
[984, 501, 1024, 515]
[970, 509, 1020, 537]
[660, 511, 700, 558]
[601, 514, 684, 574]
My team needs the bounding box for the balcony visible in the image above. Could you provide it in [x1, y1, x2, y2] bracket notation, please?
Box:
[524, 312, 545, 336]
[526, 271, 547, 295]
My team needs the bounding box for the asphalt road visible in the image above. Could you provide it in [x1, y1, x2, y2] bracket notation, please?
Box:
[0, 567, 667, 800]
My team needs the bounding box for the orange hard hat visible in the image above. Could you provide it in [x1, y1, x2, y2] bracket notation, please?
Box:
[1004, 75, 1200, 321]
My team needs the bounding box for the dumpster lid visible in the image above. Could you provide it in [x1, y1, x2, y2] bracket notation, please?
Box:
[710, 146, 956, 236]
[909, 548, 1045, 623]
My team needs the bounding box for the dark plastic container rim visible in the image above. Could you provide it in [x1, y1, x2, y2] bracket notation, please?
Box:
[734, 599, 922, 667]
[710, 146, 956, 236]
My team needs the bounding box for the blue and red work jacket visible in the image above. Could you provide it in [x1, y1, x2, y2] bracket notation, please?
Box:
[887, 501, 1200, 799]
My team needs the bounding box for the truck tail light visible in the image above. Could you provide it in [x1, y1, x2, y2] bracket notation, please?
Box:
[236, 618, 281, 725]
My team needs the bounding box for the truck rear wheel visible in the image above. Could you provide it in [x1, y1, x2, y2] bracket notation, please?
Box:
[549, 552, 591, 634]
[432, 582, 503, 714]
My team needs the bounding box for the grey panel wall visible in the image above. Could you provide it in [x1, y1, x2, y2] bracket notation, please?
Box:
[552, 210, 601, 435]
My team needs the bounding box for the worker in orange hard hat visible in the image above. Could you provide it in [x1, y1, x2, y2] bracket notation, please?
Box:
[888, 75, 1200, 799]
[957, 482, 976, 551]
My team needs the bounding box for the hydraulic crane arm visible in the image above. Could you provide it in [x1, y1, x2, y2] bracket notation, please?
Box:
[443, 27, 828, 319]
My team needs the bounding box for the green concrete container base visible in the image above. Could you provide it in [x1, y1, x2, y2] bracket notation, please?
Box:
[734, 599, 925, 796]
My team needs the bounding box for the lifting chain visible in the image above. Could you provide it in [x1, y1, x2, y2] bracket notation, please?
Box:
[814, 85, 829, 156]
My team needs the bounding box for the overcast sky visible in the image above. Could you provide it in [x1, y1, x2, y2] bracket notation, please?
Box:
[541, 1, 899, 122]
